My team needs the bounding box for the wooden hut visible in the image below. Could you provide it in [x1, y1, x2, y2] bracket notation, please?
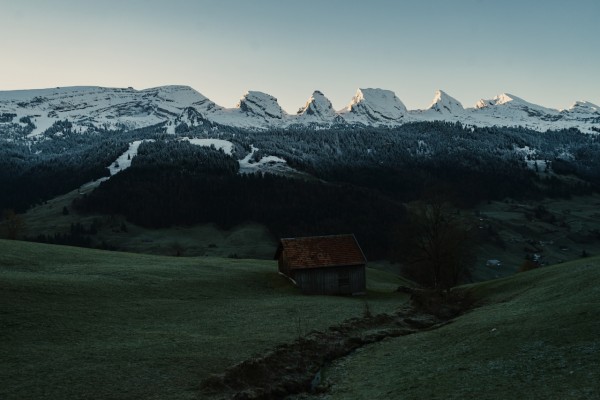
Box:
[274, 234, 367, 295]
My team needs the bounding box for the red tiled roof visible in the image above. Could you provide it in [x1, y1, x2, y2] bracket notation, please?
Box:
[274, 234, 367, 270]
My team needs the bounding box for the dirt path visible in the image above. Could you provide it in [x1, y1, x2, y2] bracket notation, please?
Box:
[200, 304, 456, 400]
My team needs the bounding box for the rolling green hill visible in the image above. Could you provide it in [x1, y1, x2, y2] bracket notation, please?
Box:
[307, 257, 600, 399]
[3, 240, 599, 399]
[0, 240, 407, 400]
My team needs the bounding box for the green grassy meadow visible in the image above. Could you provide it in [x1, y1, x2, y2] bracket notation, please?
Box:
[16, 185, 277, 259]
[0, 240, 407, 400]
[15, 185, 600, 281]
[309, 257, 600, 399]
[472, 194, 600, 281]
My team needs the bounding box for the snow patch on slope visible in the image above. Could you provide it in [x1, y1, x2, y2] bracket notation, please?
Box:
[237, 144, 307, 177]
[109, 140, 155, 175]
[79, 139, 154, 193]
[179, 137, 234, 155]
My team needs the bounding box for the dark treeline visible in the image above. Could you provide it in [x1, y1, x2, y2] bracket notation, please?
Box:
[24, 220, 117, 250]
[209, 122, 599, 204]
[200, 122, 600, 188]
[73, 142, 405, 258]
[133, 140, 239, 174]
[0, 122, 165, 212]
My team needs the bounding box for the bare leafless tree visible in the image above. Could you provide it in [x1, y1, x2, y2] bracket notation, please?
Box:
[2, 209, 25, 240]
[398, 200, 476, 290]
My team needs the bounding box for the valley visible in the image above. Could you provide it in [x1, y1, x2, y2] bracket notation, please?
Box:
[10, 174, 600, 282]
[1, 84, 600, 400]
[4, 1, 600, 398]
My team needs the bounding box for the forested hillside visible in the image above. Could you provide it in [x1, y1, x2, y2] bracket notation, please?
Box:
[2, 120, 600, 258]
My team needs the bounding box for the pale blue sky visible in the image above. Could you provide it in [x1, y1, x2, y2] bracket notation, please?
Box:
[1, 0, 598, 111]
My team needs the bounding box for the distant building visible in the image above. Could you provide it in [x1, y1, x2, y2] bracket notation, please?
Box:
[486, 259, 502, 267]
[274, 234, 367, 295]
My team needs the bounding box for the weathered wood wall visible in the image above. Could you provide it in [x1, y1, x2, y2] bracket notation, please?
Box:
[292, 265, 365, 295]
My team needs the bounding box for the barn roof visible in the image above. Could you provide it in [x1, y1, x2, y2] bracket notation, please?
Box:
[274, 234, 367, 270]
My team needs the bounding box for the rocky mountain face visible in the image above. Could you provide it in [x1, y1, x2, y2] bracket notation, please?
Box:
[295, 90, 341, 125]
[427, 90, 465, 115]
[1, 85, 599, 136]
[340, 88, 408, 125]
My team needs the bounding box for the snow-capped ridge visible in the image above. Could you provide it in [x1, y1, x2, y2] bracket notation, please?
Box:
[474, 93, 563, 123]
[0, 85, 599, 134]
[475, 93, 550, 110]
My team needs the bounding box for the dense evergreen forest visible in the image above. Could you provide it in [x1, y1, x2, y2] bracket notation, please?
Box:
[2, 119, 600, 257]
[0, 123, 163, 212]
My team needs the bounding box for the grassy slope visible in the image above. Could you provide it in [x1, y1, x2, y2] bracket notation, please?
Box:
[473, 194, 600, 281]
[314, 258, 600, 399]
[15, 185, 277, 259]
[15, 184, 600, 277]
[0, 240, 407, 400]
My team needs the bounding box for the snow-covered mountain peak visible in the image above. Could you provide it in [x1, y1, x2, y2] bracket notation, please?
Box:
[567, 101, 600, 114]
[341, 88, 407, 124]
[427, 90, 464, 114]
[236, 91, 285, 120]
[560, 101, 600, 125]
[470, 92, 565, 130]
[475, 93, 558, 114]
[475, 93, 519, 109]
[297, 90, 336, 118]
[494, 93, 521, 105]
[476, 93, 542, 109]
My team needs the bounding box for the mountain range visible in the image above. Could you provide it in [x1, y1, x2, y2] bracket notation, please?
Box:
[1, 85, 599, 136]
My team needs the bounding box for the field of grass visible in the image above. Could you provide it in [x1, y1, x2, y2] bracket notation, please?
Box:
[14, 185, 277, 259]
[13, 185, 600, 281]
[471, 194, 600, 281]
[0, 240, 408, 400]
[307, 257, 600, 399]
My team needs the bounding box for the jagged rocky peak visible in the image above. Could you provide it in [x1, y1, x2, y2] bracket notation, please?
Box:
[475, 98, 494, 109]
[428, 90, 464, 114]
[476, 93, 509, 109]
[342, 88, 407, 123]
[297, 90, 336, 118]
[236, 91, 285, 119]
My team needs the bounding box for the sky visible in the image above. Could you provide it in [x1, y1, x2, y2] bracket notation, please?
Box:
[1, 0, 599, 112]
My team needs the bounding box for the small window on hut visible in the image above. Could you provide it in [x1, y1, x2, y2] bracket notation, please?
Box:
[338, 270, 350, 287]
